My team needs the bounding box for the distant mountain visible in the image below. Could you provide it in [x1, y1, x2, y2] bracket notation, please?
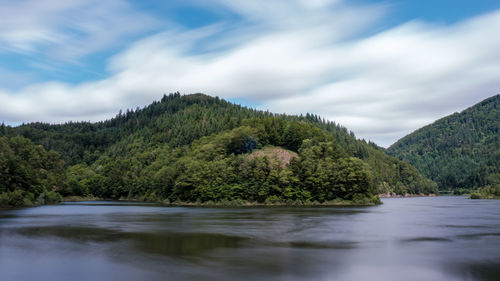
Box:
[1, 93, 437, 206]
[388, 94, 500, 190]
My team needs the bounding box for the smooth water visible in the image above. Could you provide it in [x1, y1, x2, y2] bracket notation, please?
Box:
[1, 197, 499, 281]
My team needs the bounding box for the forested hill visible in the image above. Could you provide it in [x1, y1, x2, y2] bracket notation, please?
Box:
[0, 93, 437, 207]
[2, 93, 361, 165]
[388, 94, 500, 191]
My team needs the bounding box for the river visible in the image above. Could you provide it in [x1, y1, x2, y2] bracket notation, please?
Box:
[1, 197, 499, 281]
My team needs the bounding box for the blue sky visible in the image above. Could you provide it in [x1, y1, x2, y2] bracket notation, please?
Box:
[1, 0, 499, 146]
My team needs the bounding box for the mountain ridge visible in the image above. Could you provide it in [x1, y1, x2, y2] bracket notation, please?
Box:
[388, 94, 499, 190]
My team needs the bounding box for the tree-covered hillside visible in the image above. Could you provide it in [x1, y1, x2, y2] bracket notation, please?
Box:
[2, 93, 372, 166]
[1, 93, 437, 206]
[388, 94, 500, 190]
[0, 136, 63, 207]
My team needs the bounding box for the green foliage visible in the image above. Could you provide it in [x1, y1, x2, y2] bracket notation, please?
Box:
[469, 193, 482, 199]
[0, 136, 65, 207]
[388, 95, 500, 190]
[0, 190, 26, 207]
[64, 164, 94, 196]
[35, 190, 63, 205]
[470, 185, 500, 199]
[1, 93, 438, 205]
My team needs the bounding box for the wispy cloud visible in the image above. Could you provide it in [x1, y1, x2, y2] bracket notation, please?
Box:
[0, 0, 161, 61]
[0, 0, 499, 147]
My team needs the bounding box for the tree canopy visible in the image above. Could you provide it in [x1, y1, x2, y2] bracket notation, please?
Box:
[1, 93, 438, 206]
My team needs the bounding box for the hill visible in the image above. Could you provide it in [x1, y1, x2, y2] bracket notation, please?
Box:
[0, 93, 437, 206]
[388, 94, 500, 191]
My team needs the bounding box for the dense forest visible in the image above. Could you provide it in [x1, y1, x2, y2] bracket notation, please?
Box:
[388, 94, 500, 191]
[0, 93, 437, 207]
[0, 136, 63, 206]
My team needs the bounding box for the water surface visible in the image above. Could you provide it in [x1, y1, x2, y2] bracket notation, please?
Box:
[1, 197, 499, 281]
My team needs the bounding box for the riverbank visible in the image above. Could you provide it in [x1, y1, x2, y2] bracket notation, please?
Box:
[378, 192, 437, 198]
[469, 186, 500, 199]
[63, 196, 100, 202]
[161, 198, 382, 207]
[470, 194, 500, 199]
[61, 196, 382, 207]
[0, 190, 62, 208]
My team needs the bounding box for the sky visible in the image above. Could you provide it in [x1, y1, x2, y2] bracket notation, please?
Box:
[0, 0, 499, 147]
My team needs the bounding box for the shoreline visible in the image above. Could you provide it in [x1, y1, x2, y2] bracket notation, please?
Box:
[161, 200, 381, 208]
[378, 193, 437, 198]
[61, 196, 382, 207]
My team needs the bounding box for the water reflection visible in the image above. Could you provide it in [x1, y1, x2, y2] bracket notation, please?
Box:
[1, 197, 499, 281]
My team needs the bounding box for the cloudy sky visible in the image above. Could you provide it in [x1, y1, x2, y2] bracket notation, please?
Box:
[1, 0, 499, 147]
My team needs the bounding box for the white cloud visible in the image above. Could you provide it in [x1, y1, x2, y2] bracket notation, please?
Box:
[0, 1, 499, 147]
[0, 0, 161, 61]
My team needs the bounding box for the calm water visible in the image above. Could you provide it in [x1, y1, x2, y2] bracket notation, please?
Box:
[1, 197, 499, 281]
